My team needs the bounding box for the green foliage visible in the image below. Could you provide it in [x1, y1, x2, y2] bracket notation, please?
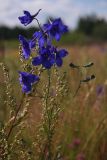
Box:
[1, 44, 107, 159]
[77, 14, 107, 41]
[1, 14, 107, 44]
[0, 26, 38, 40]
[60, 32, 88, 45]
[93, 24, 107, 41]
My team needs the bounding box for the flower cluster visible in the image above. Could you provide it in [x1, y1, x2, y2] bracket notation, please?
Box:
[19, 71, 39, 93]
[18, 9, 68, 93]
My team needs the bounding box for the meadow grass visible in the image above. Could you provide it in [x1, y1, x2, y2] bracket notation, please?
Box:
[0, 43, 107, 159]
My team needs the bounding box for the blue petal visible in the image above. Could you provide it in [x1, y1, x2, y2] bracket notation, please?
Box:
[60, 24, 68, 33]
[19, 71, 29, 85]
[55, 33, 61, 41]
[39, 37, 45, 47]
[28, 74, 39, 83]
[19, 11, 33, 26]
[58, 49, 68, 57]
[50, 54, 55, 64]
[19, 34, 24, 42]
[56, 57, 63, 67]
[22, 47, 30, 59]
[19, 71, 39, 93]
[42, 60, 52, 69]
[32, 56, 42, 66]
[43, 18, 68, 41]
[18, 16, 24, 22]
[19, 35, 31, 59]
[33, 31, 41, 38]
[22, 84, 31, 93]
[29, 40, 36, 49]
[33, 31, 46, 47]
[43, 24, 51, 31]
[24, 11, 31, 16]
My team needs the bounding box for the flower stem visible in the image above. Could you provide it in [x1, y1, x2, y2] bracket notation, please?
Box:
[40, 69, 52, 160]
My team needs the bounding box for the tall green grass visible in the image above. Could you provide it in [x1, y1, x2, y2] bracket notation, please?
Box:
[0, 44, 107, 159]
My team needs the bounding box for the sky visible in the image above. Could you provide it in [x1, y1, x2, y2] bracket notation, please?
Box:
[0, 0, 107, 29]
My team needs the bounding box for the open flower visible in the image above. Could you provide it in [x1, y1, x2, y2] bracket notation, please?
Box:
[19, 71, 39, 93]
[18, 9, 41, 26]
[32, 45, 68, 68]
[32, 45, 55, 69]
[19, 35, 31, 59]
[43, 18, 68, 41]
[19, 35, 36, 59]
[33, 31, 50, 47]
[54, 48, 68, 67]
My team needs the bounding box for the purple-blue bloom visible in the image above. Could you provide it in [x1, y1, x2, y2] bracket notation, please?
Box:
[33, 31, 49, 47]
[19, 35, 31, 59]
[19, 71, 39, 93]
[32, 45, 55, 69]
[19, 35, 36, 59]
[43, 18, 68, 41]
[18, 9, 41, 26]
[32, 45, 68, 68]
[54, 48, 68, 67]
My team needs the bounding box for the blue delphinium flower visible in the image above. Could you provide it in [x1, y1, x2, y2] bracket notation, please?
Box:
[19, 71, 39, 93]
[43, 18, 68, 41]
[19, 35, 36, 59]
[18, 9, 41, 26]
[19, 35, 31, 59]
[32, 45, 68, 68]
[54, 48, 68, 67]
[32, 45, 55, 69]
[33, 31, 47, 47]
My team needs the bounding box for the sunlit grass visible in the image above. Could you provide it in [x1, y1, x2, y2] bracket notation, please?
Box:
[0, 44, 107, 159]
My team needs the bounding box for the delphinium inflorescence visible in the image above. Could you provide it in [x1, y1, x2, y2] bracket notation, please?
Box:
[18, 9, 69, 160]
[0, 9, 96, 160]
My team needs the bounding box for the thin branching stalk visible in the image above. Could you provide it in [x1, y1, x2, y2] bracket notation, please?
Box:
[46, 69, 52, 160]
[40, 69, 52, 160]
[6, 93, 25, 140]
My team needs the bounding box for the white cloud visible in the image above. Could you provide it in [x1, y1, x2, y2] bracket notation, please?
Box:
[0, 0, 107, 28]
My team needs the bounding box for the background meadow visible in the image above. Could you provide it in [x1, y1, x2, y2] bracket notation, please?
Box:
[1, 0, 107, 159]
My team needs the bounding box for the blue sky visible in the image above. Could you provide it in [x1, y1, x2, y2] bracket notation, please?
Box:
[0, 0, 107, 28]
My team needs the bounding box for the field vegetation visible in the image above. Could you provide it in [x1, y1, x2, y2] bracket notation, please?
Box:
[0, 14, 107, 160]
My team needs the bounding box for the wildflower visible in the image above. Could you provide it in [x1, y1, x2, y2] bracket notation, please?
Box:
[19, 71, 39, 93]
[43, 18, 68, 41]
[32, 45, 55, 69]
[33, 31, 49, 47]
[19, 35, 36, 59]
[18, 9, 41, 26]
[54, 48, 68, 67]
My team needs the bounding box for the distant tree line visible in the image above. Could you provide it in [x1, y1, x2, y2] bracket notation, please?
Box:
[0, 15, 107, 42]
[0, 26, 38, 40]
[76, 15, 107, 41]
